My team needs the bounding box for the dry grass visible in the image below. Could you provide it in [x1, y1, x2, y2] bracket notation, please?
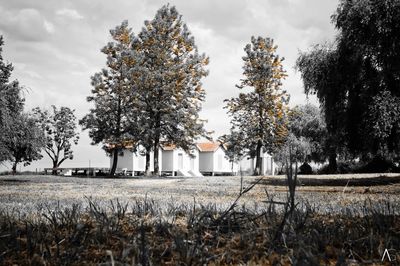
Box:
[1, 174, 399, 215]
[0, 174, 399, 264]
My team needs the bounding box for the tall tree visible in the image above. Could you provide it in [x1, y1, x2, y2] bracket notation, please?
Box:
[0, 84, 24, 163]
[296, 44, 349, 173]
[334, 0, 400, 163]
[0, 36, 25, 162]
[224, 36, 289, 175]
[4, 113, 44, 174]
[297, 0, 400, 171]
[80, 21, 140, 176]
[130, 5, 209, 175]
[0, 36, 44, 173]
[33, 106, 79, 174]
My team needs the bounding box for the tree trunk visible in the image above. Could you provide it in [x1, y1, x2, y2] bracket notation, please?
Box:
[153, 140, 160, 176]
[52, 160, 58, 175]
[12, 161, 18, 175]
[254, 140, 262, 176]
[153, 110, 161, 176]
[327, 146, 337, 174]
[110, 96, 121, 177]
[110, 149, 118, 176]
[145, 147, 151, 176]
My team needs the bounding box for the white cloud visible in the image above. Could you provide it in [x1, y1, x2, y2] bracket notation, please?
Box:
[56, 8, 84, 20]
[0, 7, 53, 42]
[43, 19, 55, 33]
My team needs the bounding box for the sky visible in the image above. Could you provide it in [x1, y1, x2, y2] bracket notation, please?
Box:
[0, 0, 338, 171]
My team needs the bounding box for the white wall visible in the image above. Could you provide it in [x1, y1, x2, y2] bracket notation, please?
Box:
[238, 153, 275, 175]
[239, 157, 254, 175]
[108, 147, 202, 175]
[110, 147, 164, 173]
[172, 148, 199, 172]
[199, 147, 238, 174]
[110, 149, 133, 171]
[133, 151, 152, 172]
[162, 150, 174, 171]
[190, 149, 200, 172]
[132, 148, 162, 173]
[213, 147, 237, 173]
[199, 152, 213, 172]
[262, 154, 274, 175]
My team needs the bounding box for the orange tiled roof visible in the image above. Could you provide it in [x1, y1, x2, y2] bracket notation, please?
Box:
[196, 142, 221, 152]
[161, 144, 176, 151]
[105, 140, 135, 149]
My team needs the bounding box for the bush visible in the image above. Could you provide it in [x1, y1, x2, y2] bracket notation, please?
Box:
[358, 157, 400, 173]
[299, 162, 313, 174]
[317, 156, 400, 175]
[317, 160, 362, 174]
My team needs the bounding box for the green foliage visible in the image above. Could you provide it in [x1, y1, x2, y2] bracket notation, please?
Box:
[288, 105, 326, 160]
[297, 0, 400, 171]
[274, 104, 327, 173]
[33, 106, 79, 172]
[0, 36, 43, 172]
[218, 132, 246, 164]
[0, 36, 25, 162]
[334, 0, 400, 162]
[224, 36, 289, 175]
[0, 36, 24, 166]
[368, 90, 400, 140]
[81, 6, 209, 175]
[3, 113, 44, 173]
[80, 22, 139, 176]
[129, 5, 209, 174]
[296, 45, 346, 173]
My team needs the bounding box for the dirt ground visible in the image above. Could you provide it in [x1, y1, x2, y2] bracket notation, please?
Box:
[1, 174, 399, 215]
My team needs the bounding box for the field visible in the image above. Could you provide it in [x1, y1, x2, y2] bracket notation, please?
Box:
[0, 174, 400, 264]
[1, 174, 400, 214]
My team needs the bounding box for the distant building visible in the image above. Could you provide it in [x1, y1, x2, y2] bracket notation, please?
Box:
[110, 143, 275, 176]
[108, 146, 160, 175]
[110, 144, 201, 176]
[161, 144, 202, 177]
[238, 150, 275, 175]
[197, 142, 238, 175]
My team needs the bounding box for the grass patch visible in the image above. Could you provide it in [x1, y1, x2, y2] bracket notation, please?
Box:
[0, 193, 399, 265]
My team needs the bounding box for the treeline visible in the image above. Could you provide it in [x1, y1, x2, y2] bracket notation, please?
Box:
[0, 37, 80, 174]
[2, 1, 400, 175]
[222, 0, 400, 174]
[80, 7, 291, 176]
[79, 6, 209, 176]
[295, 0, 400, 173]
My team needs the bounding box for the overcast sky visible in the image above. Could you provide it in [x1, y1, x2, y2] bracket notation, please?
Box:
[0, 0, 338, 171]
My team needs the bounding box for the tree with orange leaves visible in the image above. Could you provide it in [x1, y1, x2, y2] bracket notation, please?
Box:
[224, 36, 289, 175]
[129, 5, 209, 175]
[80, 21, 140, 176]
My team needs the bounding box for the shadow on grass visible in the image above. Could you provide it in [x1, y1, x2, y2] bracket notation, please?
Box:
[0, 179, 29, 185]
[258, 175, 400, 186]
[69, 174, 192, 180]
